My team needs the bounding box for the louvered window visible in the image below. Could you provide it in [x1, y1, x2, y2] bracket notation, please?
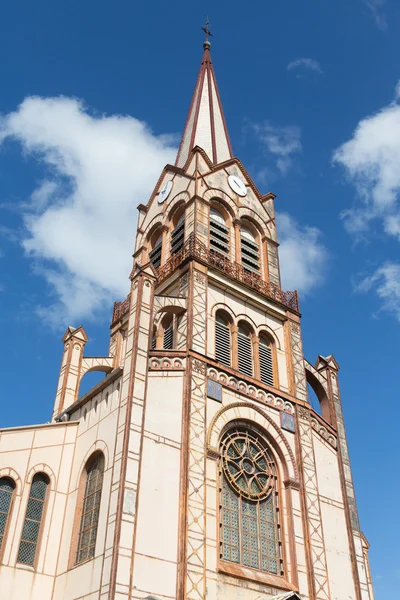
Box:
[0, 477, 15, 552]
[17, 473, 49, 565]
[149, 234, 162, 268]
[215, 314, 231, 367]
[241, 227, 260, 273]
[171, 216, 185, 254]
[238, 325, 253, 377]
[210, 208, 230, 257]
[163, 323, 173, 349]
[75, 454, 104, 565]
[259, 336, 274, 386]
[220, 429, 283, 575]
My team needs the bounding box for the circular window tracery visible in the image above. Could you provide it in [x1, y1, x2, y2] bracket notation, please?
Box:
[221, 429, 276, 501]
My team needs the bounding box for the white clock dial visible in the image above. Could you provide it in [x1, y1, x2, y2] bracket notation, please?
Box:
[158, 180, 173, 204]
[228, 175, 247, 197]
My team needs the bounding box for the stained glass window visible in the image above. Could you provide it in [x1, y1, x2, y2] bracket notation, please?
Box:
[220, 429, 283, 575]
[0, 477, 15, 553]
[17, 473, 49, 565]
[75, 453, 104, 565]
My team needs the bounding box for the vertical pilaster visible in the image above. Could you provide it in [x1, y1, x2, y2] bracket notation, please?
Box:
[106, 265, 155, 600]
[322, 364, 372, 600]
[184, 358, 207, 600]
[289, 321, 308, 403]
[267, 240, 281, 287]
[297, 406, 330, 600]
[191, 268, 207, 355]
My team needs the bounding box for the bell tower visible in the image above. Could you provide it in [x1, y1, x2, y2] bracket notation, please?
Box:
[105, 35, 374, 600]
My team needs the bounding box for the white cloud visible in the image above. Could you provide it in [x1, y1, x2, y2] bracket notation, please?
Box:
[277, 213, 328, 294]
[249, 121, 302, 174]
[357, 263, 400, 320]
[287, 58, 323, 75]
[363, 0, 387, 30]
[333, 81, 400, 238]
[0, 96, 177, 327]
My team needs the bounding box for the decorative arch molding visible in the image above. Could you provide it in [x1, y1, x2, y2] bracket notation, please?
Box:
[153, 296, 187, 328]
[207, 401, 298, 482]
[0, 467, 22, 495]
[153, 295, 187, 314]
[236, 313, 258, 333]
[238, 206, 272, 237]
[141, 214, 166, 242]
[203, 188, 238, 216]
[210, 301, 235, 323]
[26, 463, 56, 488]
[73, 440, 109, 490]
[257, 325, 282, 351]
[165, 190, 190, 220]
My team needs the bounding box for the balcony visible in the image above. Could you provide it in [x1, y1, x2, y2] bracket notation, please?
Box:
[112, 233, 299, 324]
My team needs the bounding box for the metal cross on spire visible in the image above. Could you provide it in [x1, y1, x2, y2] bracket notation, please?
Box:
[201, 16, 213, 42]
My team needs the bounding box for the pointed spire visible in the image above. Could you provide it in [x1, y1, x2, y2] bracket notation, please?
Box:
[175, 36, 233, 168]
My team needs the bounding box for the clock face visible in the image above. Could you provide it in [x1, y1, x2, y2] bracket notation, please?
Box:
[228, 175, 247, 197]
[158, 180, 173, 204]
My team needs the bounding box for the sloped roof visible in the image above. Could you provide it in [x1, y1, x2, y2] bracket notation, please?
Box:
[175, 40, 233, 168]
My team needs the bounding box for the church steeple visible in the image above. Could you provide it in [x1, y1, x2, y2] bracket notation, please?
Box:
[175, 37, 233, 168]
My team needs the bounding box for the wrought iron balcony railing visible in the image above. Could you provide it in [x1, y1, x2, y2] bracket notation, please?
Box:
[112, 233, 299, 324]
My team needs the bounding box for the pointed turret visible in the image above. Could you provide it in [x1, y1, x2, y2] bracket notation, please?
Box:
[175, 39, 233, 168]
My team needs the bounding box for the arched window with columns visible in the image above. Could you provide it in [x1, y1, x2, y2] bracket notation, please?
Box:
[0, 477, 16, 556]
[215, 310, 232, 367]
[219, 427, 283, 575]
[17, 473, 50, 566]
[75, 452, 105, 565]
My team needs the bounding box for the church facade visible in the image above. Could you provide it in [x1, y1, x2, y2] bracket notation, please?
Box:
[0, 40, 374, 600]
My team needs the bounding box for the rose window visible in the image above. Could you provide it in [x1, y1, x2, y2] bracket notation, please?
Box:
[221, 430, 276, 501]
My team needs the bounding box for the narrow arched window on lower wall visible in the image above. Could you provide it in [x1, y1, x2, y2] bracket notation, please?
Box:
[17, 473, 49, 566]
[75, 453, 104, 565]
[0, 477, 16, 555]
[219, 428, 283, 575]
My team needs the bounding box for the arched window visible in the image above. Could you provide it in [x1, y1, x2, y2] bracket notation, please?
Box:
[17, 473, 49, 565]
[171, 214, 185, 254]
[241, 226, 260, 273]
[258, 333, 274, 387]
[210, 207, 230, 257]
[149, 232, 163, 268]
[215, 311, 231, 367]
[75, 453, 104, 565]
[238, 322, 253, 377]
[0, 477, 16, 554]
[220, 428, 282, 575]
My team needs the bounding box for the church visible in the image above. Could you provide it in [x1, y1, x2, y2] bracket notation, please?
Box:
[0, 35, 374, 600]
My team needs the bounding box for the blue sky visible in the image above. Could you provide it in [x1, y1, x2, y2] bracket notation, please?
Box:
[0, 1, 399, 595]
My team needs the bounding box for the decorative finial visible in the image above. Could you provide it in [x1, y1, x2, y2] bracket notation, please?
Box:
[201, 16, 213, 48]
